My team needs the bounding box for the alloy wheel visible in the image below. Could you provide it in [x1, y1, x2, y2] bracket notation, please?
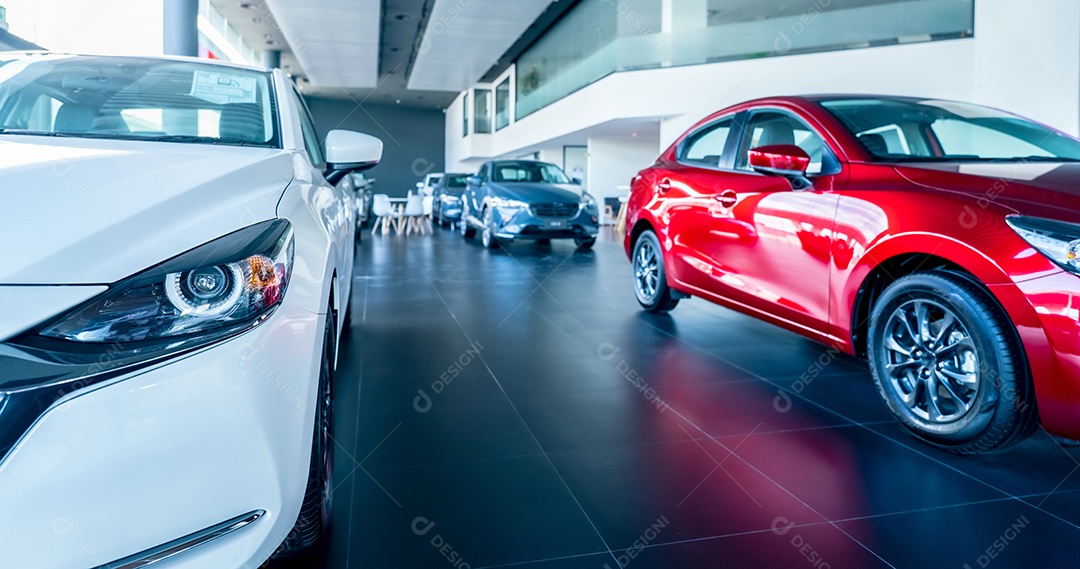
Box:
[881, 299, 980, 423]
[634, 239, 660, 302]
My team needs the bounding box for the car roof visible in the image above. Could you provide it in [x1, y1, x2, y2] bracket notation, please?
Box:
[0, 51, 273, 73]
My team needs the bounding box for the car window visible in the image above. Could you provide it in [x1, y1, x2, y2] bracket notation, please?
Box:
[820, 98, 1080, 161]
[445, 174, 469, 187]
[291, 87, 324, 166]
[680, 118, 733, 168]
[736, 111, 837, 176]
[491, 161, 570, 183]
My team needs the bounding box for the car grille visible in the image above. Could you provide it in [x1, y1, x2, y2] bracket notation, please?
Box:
[529, 202, 580, 218]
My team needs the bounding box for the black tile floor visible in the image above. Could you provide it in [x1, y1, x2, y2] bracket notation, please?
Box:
[270, 227, 1080, 569]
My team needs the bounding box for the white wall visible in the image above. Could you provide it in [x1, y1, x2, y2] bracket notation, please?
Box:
[587, 136, 661, 203]
[3, 0, 164, 56]
[971, 0, 1080, 135]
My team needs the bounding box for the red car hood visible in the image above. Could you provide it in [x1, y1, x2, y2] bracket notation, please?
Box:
[894, 162, 1080, 223]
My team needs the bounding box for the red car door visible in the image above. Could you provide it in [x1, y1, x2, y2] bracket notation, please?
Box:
[658, 116, 742, 293]
[688, 110, 844, 339]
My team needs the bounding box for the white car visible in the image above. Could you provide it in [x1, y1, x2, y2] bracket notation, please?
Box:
[0, 53, 381, 568]
[416, 172, 443, 196]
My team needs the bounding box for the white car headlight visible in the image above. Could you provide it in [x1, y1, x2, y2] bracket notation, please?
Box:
[40, 220, 294, 343]
[1006, 216, 1080, 275]
[582, 193, 597, 209]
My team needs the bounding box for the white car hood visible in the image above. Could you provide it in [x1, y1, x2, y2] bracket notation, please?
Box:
[0, 136, 295, 285]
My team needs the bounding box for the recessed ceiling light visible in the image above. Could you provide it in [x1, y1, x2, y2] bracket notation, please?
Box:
[396, 99, 401, 104]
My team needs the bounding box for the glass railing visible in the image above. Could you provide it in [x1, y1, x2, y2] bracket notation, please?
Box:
[515, 0, 973, 121]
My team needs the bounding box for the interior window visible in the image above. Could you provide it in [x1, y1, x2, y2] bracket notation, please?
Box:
[681, 118, 733, 167]
[737, 111, 837, 176]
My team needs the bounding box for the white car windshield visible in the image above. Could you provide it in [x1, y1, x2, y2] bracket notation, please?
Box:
[0, 55, 279, 148]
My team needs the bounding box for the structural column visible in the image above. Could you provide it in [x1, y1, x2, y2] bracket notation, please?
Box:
[261, 49, 282, 69]
[163, 0, 199, 57]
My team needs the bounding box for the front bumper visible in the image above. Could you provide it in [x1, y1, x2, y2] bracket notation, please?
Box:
[492, 204, 599, 241]
[0, 301, 324, 569]
[995, 271, 1080, 440]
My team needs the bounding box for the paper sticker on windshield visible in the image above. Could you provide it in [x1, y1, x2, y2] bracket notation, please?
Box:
[189, 70, 258, 105]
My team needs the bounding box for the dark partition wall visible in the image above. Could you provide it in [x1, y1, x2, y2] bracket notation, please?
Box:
[305, 97, 446, 197]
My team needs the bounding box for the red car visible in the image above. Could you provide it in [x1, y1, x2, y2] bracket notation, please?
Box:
[624, 95, 1080, 453]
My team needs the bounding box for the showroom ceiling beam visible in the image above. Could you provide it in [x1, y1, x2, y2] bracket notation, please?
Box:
[263, 0, 381, 89]
[407, 0, 555, 92]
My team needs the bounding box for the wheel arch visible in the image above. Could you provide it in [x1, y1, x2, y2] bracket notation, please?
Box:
[846, 236, 1016, 359]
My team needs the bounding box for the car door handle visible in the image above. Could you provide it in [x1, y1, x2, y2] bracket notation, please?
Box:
[657, 178, 672, 193]
[715, 190, 738, 208]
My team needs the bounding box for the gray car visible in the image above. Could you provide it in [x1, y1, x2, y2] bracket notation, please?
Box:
[460, 160, 600, 250]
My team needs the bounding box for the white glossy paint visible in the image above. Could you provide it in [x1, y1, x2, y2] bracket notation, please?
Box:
[326, 129, 384, 166]
[0, 55, 379, 568]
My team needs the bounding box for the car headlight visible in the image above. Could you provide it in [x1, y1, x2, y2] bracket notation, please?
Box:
[582, 193, 597, 209]
[1006, 216, 1080, 275]
[490, 197, 528, 220]
[40, 220, 294, 343]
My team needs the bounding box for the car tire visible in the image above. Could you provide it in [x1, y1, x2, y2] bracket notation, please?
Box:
[460, 204, 476, 239]
[867, 271, 1039, 453]
[632, 230, 679, 313]
[574, 236, 596, 250]
[481, 208, 500, 250]
[277, 314, 335, 554]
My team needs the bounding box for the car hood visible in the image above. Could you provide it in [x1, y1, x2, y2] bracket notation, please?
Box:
[0, 136, 294, 285]
[487, 182, 585, 203]
[894, 162, 1080, 222]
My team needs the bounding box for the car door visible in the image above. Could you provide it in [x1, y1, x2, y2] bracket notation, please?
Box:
[698, 109, 842, 337]
[659, 115, 742, 292]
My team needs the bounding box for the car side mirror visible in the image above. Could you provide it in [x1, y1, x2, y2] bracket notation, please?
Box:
[324, 130, 383, 185]
[748, 145, 813, 190]
[467, 175, 483, 186]
[571, 177, 583, 186]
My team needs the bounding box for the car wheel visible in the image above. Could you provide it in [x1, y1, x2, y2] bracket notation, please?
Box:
[574, 236, 596, 250]
[460, 203, 476, 238]
[481, 208, 500, 249]
[278, 315, 335, 554]
[632, 230, 679, 313]
[867, 271, 1038, 453]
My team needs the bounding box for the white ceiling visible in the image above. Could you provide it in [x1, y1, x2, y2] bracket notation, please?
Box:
[264, 0, 381, 89]
[408, 0, 555, 92]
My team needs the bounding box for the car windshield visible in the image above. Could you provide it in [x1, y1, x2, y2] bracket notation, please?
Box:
[0, 55, 279, 148]
[819, 98, 1080, 162]
[445, 174, 469, 187]
[492, 161, 571, 183]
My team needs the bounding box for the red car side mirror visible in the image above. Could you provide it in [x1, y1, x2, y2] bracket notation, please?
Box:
[748, 145, 812, 177]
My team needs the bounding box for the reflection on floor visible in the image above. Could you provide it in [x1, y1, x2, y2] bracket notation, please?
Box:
[269, 228, 1080, 569]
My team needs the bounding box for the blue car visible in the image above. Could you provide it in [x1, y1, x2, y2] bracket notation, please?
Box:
[460, 160, 600, 250]
[432, 173, 469, 226]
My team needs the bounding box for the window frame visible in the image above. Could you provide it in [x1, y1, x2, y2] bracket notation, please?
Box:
[675, 113, 741, 171]
[291, 85, 325, 168]
[731, 107, 843, 178]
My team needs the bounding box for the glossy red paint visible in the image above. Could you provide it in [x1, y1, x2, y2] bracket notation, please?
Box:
[748, 144, 812, 176]
[624, 96, 1080, 440]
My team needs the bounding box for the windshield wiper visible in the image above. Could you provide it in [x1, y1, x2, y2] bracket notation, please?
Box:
[987, 156, 1080, 163]
[137, 134, 264, 146]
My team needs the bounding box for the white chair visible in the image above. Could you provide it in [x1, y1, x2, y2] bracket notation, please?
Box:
[421, 196, 434, 233]
[402, 195, 426, 235]
[371, 194, 400, 236]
